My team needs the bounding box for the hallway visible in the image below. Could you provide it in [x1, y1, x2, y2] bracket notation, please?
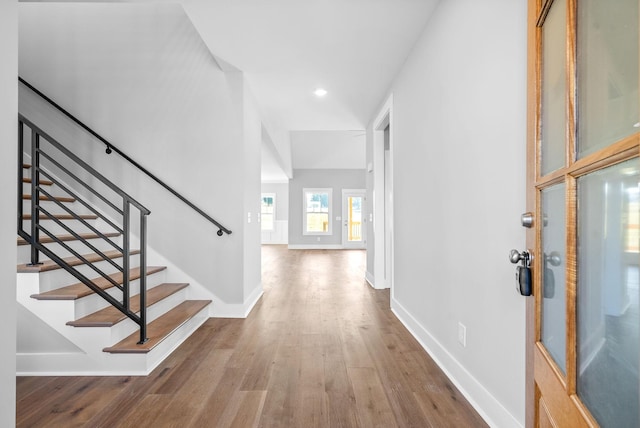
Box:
[16, 246, 487, 427]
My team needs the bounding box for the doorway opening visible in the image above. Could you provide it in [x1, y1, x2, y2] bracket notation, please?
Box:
[372, 95, 393, 292]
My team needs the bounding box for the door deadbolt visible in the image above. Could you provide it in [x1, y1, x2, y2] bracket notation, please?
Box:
[521, 212, 534, 228]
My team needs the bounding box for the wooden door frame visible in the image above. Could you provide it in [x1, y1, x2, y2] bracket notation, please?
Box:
[525, 1, 538, 426]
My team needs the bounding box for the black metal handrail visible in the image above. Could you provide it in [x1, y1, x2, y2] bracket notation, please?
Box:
[18, 115, 149, 344]
[18, 77, 232, 236]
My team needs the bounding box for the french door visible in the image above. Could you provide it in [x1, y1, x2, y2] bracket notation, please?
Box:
[342, 189, 365, 249]
[527, 0, 640, 426]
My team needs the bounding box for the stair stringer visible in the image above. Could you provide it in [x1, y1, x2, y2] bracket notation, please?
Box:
[16, 271, 210, 375]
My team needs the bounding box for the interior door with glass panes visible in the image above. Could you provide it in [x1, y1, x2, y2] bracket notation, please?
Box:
[527, 0, 640, 426]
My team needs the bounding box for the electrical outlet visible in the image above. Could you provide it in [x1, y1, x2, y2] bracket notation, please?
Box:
[458, 322, 466, 347]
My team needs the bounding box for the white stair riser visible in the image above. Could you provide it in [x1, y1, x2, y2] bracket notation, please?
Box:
[21, 182, 84, 198]
[22, 182, 57, 195]
[72, 270, 167, 319]
[106, 288, 188, 343]
[16, 303, 210, 376]
[17, 235, 123, 264]
[21, 199, 93, 216]
[142, 305, 210, 374]
[31, 256, 143, 293]
[21, 219, 115, 237]
[21, 202, 114, 221]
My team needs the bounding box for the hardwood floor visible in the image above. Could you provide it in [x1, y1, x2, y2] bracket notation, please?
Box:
[16, 245, 488, 427]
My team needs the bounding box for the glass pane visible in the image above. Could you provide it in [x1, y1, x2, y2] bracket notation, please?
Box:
[577, 158, 640, 427]
[261, 195, 274, 214]
[541, 183, 567, 374]
[261, 214, 274, 231]
[306, 192, 329, 213]
[541, 0, 567, 176]
[577, 0, 639, 158]
[348, 196, 362, 242]
[307, 213, 329, 232]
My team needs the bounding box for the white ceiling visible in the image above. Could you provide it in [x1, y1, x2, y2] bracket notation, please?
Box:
[184, 0, 439, 132]
[21, 0, 440, 179]
[181, 0, 439, 180]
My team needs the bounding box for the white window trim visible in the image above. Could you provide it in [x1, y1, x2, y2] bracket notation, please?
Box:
[303, 188, 332, 235]
[261, 193, 276, 231]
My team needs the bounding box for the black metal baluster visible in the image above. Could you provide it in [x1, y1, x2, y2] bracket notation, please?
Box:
[138, 212, 148, 345]
[123, 201, 130, 311]
[17, 120, 24, 235]
[29, 130, 41, 266]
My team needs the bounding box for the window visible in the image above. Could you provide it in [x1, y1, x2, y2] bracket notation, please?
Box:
[261, 193, 275, 231]
[303, 188, 332, 235]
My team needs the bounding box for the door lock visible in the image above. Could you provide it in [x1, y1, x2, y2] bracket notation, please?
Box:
[520, 212, 534, 228]
[509, 249, 532, 297]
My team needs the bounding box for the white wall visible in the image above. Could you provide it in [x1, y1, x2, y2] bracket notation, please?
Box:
[291, 131, 366, 169]
[365, 127, 375, 281]
[288, 169, 365, 247]
[370, 0, 528, 426]
[242, 80, 263, 308]
[18, 3, 261, 314]
[0, 1, 17, 425]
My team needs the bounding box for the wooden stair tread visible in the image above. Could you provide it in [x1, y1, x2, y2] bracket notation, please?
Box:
[67, 283, 189, 327]
[23, 194, 75, 203]
[30, 266, 166, 300]
[17, 231, 120, 246]
[22, 213, 98, 220]
[23, 163, 31, 169]
[17, 249, 140, 273]
[22, 177, 53, 186]
[103, 300, 211, 354]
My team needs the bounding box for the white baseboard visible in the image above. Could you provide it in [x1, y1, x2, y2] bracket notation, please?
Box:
[365, 271, 375, 288]
[287, 244, 343, 250]
[211, 283, 263, 318]
[391, 297, 522, 428]
[243, 284, 264, 317]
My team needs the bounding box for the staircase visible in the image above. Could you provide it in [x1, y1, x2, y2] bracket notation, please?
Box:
[16, 123, 213, 375]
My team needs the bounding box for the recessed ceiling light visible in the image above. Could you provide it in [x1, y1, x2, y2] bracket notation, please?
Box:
[314, 88, 328, 97]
